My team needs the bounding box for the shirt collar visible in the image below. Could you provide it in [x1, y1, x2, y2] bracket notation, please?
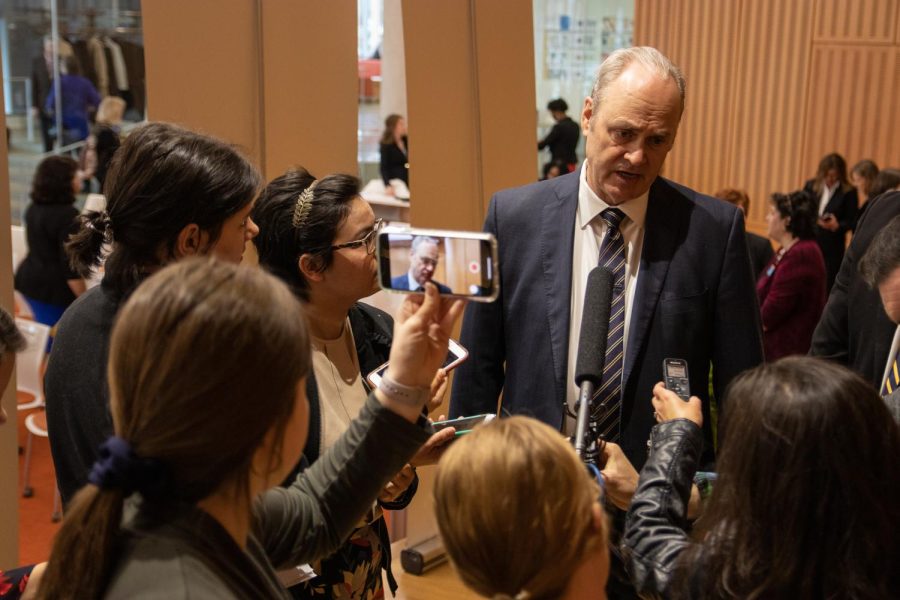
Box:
[577, 160, 649, 231]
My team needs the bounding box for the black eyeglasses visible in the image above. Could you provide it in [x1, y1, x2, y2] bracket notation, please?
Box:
[329, 218, 384, 255]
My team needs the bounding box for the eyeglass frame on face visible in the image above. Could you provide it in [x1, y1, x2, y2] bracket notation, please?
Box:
[325, 218, 384, 255]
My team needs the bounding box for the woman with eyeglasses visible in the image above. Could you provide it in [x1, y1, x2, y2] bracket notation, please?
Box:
[434, 416, 610, 600]
[252, 168, 453, 599]
[623, 356, 899, 598]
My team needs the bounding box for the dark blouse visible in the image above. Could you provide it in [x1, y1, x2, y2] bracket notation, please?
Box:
[14, 203, 80, 306]
[756, 239, 827, 361]
[379, 137, 408, 186]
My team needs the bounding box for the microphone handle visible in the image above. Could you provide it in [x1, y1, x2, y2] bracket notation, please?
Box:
[573, 381, 595, 459]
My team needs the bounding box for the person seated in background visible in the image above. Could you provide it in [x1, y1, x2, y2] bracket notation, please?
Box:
[252, 168, 454, 598]
[43, 55, 100, 144]
[379, 114, 409, 196]
[434, 416, 609, 600]
[45, 122, 262, 506]
[14, 155, 86, 332]
[391, 235, 452, 293]
[757, 191, 826, 360]
[624, 356, 899, 598]
[36, 259, 462, 599]
[538, 98, 580, 174]
[850, 158, 879, 219]
[859, 214, 900, 421]
[803, 152, 858, 291]
[713, 188, 773, 278]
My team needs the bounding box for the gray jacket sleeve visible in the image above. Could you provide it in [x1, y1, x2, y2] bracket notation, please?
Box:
[623, 419, 703, 597]
[253, 393, 431, 569]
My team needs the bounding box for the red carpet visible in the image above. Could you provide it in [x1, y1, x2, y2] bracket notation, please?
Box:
[15, 402, 60, 566]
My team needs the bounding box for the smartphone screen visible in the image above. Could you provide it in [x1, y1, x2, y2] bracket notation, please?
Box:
[377, 228, 498, 301]
[367, 339, 468, 388]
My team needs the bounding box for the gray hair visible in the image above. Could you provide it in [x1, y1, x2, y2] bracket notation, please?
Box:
[859, 210, 900, 288]
[411, 235, 440, 255]
[591, 46, 686, 111]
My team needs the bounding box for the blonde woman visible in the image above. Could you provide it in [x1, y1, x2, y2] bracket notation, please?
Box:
[434, 417, 609, 600]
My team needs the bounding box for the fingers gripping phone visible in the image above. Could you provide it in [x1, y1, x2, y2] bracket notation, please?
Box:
[663, 358, 691, 400]
[376, 226, 499, 302]
[366, 338, 468, 389]
[431, 414, 495, 436]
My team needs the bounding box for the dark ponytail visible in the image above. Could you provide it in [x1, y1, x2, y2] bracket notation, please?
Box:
[66, 210, 111, 277]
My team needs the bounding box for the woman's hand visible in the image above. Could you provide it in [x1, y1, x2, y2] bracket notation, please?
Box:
[425, 369, 449, 414]
[410, 416, 456, 467]
[378, 464, 415, 503]
[651, 382, 702, 427]
[385, 284, 465, 390]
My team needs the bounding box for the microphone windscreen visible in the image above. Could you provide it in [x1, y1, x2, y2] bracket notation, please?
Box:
[574, 267, 613, 387]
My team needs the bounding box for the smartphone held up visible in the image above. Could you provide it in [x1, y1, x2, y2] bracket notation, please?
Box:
[376, 226, 499, 302]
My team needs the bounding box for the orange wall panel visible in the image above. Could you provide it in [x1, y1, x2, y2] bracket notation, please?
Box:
[636, 0, 900, 235]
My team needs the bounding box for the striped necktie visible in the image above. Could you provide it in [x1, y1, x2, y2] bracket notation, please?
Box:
[592, 208, 627, 442]
[883, 348, 899, 397]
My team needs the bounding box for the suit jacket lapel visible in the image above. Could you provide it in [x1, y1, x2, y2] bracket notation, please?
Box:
[541, 170, 579, 404]
[623, 178, 681, 388]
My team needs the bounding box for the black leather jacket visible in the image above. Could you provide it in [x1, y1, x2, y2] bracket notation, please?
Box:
[623, 419, 704, 598]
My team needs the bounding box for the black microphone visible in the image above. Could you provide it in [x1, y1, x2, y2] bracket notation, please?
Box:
[573, 267, 613, 459]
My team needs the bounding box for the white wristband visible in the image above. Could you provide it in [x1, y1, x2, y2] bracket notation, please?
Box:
[379, 374, 430, 407]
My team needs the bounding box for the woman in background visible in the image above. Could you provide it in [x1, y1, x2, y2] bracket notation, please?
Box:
[850, 159, 879, 220]
[624, 356, 899, 598]
[803, 152, 858, 290]
[379, 114, 408, 195]
[253, 167, 452, 598]
[756, 191, 826, 360]
[434, 416, 609, 600]
[14, 155, 86, 330]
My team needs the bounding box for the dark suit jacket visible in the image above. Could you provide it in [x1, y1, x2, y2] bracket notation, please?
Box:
[450, 170, 764, 468]
[803, 179, 858, 290]
[390, 273, 451, 294]
[747, 232, 774, 279]
[811, 190, 900, 386]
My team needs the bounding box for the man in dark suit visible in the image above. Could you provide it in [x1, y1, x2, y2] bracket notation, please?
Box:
[390, 235, 452, 293]
[811, 190, 900, 387]
[451, 47, 763, 473]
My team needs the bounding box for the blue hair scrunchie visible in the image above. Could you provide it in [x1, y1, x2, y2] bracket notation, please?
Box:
[88, 436, 170, 498]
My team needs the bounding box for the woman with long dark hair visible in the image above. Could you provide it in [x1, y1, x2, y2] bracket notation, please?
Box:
[37, 259, 461, 599]
[624, 356, 900, 598]
[803, 152, 858, 290]
[14, 155, 86, 329]
[45, 122, 262, 506]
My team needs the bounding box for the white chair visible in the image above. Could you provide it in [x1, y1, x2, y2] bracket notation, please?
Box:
[15, 318, 50, 412]
[11, 225, 27, 272]
[22, 411, 62, 520]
